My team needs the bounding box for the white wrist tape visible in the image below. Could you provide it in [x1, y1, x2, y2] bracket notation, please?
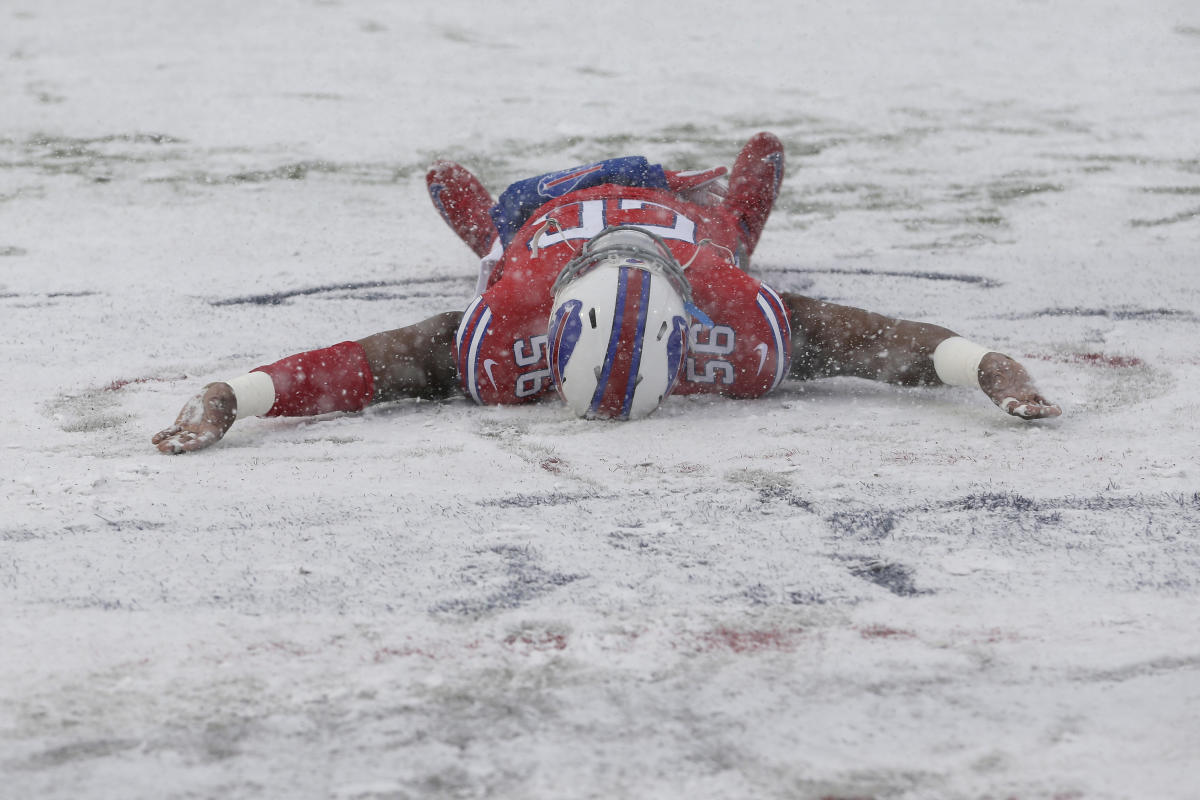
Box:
[932, 337, 992, 389]
[226, 372, 276, 419]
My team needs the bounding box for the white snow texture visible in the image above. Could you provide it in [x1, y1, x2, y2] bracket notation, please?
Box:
[2, 2, 1199, 799]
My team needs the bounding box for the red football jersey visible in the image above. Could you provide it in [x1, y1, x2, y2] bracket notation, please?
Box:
[454, 185, 791, 405]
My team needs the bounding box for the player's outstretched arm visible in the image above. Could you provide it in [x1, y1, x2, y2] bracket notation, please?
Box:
[781, 293, 1061, 419]
[152, 311, 464, 454]
[356, 311, 462, 402]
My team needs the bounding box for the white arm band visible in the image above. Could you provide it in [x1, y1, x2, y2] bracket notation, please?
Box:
[932, 337, 993, 389]
[225, 372, 276, 419]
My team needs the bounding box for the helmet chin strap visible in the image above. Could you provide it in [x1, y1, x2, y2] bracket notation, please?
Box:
[530, 217, 577, 258]
[681, 238, 737, 269]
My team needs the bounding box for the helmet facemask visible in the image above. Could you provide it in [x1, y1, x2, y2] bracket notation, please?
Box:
[548, 227, 693, 420]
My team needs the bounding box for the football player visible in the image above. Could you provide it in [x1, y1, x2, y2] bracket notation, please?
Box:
[153, 133, 1060, 454]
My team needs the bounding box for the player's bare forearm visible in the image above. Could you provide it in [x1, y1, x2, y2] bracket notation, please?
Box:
[782, 293, 951, 384]
[152, 312, 464, 454]
[357, 311, 463, 402]
[781, 292, 1061, 419]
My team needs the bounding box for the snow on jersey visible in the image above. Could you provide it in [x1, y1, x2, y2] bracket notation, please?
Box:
[455, 185, 791, 405]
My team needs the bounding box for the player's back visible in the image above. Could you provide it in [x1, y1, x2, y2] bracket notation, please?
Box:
[455, 185, 791, 406]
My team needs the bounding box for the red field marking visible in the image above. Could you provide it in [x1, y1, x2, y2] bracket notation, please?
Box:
[504, 630, 568, 651]
[694, 626, 806, 653]
[1070, 352, 1144, 368]
[888, 450, 977, 466]
[971, 628, 1024, 644]
[1023, 352, 1144, 368]
[104, 374, 188, 391]
[373, 646, 436, 662]
[859, 625, 915, 640]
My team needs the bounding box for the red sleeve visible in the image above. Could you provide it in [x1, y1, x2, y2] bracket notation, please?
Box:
[677, 268, 792, 399]
[254, 341, 376, 416]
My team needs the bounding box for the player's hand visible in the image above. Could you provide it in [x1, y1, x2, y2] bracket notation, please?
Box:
[152, 382, 238, 453]
[665, 166, 728, 207]
[977, 353, 1062, 420]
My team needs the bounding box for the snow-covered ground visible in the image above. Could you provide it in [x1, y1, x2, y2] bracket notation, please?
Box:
[3, 2, 1199, 797]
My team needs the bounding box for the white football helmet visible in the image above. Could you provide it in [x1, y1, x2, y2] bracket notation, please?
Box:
[547, 226, 694, 420]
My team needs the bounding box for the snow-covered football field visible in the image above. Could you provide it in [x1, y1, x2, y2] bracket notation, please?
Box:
[3, 2, 1199, 798]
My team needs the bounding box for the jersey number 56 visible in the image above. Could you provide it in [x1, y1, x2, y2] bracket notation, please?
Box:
[686, 324, 735, 385]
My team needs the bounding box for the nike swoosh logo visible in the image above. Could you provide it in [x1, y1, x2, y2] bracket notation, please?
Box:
[482, 359, 499, 390]
[755, 343, 769, 375]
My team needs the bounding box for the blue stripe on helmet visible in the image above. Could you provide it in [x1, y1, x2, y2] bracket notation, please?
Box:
[619, 272, 652, 419]
[589, 268, 630, 416]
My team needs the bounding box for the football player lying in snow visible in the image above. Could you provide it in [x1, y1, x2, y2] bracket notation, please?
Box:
[153, 132, 1061, 454]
